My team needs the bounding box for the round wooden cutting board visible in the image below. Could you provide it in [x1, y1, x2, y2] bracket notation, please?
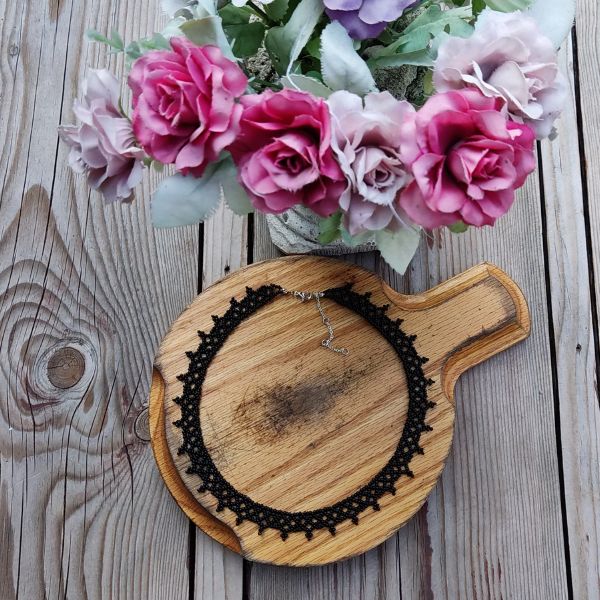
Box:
[149, 256, 530, 566]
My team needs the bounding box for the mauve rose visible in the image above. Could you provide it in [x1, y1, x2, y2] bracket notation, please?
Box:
[433, 9, 567, 139]
[59, 69, 145, 203]
[230, 89, 346, 217]
[324, 0, 419, 40]
[128, 37, 247, 177]
[399, 89, 536, 229]
[329, 91, 415, 235]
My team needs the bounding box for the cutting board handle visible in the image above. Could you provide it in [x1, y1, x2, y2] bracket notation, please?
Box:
[382, 263, 531, 401]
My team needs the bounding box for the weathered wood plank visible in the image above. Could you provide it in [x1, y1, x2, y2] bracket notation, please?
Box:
[0, 1, 197, 598]
[194, 534, 243, 600]
[202, 203, 249, 289]
[558, 13, 600, 596]
[576, 1, 600, 336]
[253, 214, 281, 262]
[194, 202, 246, 599]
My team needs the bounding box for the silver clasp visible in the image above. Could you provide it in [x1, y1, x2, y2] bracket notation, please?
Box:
[281, 288, 349, 356]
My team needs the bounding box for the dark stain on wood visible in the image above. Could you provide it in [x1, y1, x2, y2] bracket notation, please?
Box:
[418, 503, 434, 600]
[0, 482, 16, 600]
[48, 0, 63, 21]
[235, 367, 364, 441]
[261, 380, 337, 435]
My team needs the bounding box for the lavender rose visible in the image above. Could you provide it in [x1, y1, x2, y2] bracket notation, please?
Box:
[433, 9, 567, 139]
[323, 0, 418, 40]
[59, 70, 145, 203]
[329, 91, 415, 235]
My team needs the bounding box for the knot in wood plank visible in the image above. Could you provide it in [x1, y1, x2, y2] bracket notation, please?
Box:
[47, 347, 85, 389]
[134, 408, 151, 442]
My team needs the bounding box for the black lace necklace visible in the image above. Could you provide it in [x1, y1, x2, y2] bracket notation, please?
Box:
[173, 283, 434, 541]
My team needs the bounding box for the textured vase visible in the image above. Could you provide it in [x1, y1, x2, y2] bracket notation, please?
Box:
[266, 206, 376, 256]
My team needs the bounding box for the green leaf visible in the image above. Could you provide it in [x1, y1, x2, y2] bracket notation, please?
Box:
[305, 37, 321, 59]
[340, 228, 374, 248]
[180, 16, 235, 60]
[152, 166, 224, 228]
[219, 4, 252, 25]
[86, 29, 111, 45]
[369, 49, 433, 69]
[152, 157, 253, 226]
[484, 0, 533, 11]
[124, 32, 171, 64]
[125, 41, 143, 61]
[265, 0, 290, 22]
[375, 227, 421, 275]
[87, 29, 128, 52]
[152, 32, 171, 49]
[221, 166, 255, 216]
[138, 33, 171, 52]
[369, 5, 472, 59]
[225, 22, 265, 57]
[280, 74, 333, 98]
[196, 0, 219, 15]
[264, 0, 323, 74]
[264, 29, 291, 74]
[318, 213, 343, 244]
[472, 0, 486, 16]
[526, 0, 575, 48]
[448, 221, 469, 234]
[110, 29, 125, 51]
[321, 21, 378, 95]
[161, 16, 187, 38]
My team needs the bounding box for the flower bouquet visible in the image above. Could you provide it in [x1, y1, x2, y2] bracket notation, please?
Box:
[60, 0, 575, 273]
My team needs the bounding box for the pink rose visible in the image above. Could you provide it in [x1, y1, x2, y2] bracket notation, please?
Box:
[59, 69, 145, 203]
[128, 37, 247, 177]
[230, 89, 346, 217]
[399, 89, 536, 229]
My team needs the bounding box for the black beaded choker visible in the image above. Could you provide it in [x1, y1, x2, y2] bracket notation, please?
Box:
[173, 283, 434, 541]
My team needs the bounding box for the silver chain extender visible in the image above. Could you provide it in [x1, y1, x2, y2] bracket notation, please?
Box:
[281, 289, 349, 356]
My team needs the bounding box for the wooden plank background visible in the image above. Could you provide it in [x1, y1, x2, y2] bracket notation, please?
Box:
[0, 0, 598, 598]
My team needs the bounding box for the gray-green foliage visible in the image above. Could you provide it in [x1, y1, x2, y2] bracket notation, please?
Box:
[86, 29, 171, 63]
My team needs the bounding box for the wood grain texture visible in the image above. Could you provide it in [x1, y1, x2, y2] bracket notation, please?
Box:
[551, 23, 600, 598]
[0, 1, 196, 598]
[2, 0, 597, 595]
[576, 0, 600, 342]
